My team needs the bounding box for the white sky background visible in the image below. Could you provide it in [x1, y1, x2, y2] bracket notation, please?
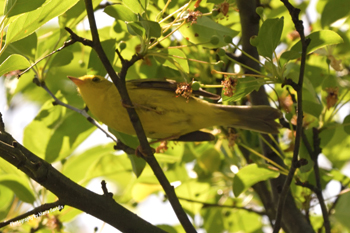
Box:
[0, 0, 347, 232]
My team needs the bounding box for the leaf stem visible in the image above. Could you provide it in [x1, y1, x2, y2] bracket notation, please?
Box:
[149, 20, 187, 50]
[237, 143, 289, 175]
[159, 2, 189, 24]
[211, 69, 269, 79]
[226, 53, 266, 77]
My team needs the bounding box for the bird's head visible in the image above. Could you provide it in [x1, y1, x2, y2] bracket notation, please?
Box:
[68, 75, 112, 95]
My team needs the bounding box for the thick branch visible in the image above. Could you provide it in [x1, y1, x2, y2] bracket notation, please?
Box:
[0, 125, 165, 233]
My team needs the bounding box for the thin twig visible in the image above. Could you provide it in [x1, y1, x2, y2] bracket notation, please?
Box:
[101, 180, 113, 198]
[36, 77, 137, 158]
[273, 1, 311, 232]
[34, 78, 119, 144]
[18, 40, 77, 78]
[286, 92, 330, 232]
[327, 184, 350, 216]
[176, 196, 267, 216]
[0, 201, 64, 228]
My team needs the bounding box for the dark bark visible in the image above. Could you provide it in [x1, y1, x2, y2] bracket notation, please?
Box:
[235, 1, 314, 232]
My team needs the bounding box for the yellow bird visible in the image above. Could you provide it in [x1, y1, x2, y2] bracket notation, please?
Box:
[68, 75, 280, 141]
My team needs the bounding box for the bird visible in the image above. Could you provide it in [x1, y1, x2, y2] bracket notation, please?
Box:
[68, 75, 281, 141]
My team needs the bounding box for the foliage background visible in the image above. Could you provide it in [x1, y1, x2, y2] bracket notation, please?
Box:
[0, 0, 350, 232]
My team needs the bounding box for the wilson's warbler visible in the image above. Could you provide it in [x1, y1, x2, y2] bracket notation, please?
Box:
[68, 75, 280, 141]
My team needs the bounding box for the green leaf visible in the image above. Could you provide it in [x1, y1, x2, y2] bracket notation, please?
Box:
[256, 17, 284, 59]
[63, 146, 134, 200]
[123, 0, 148, 15]
[281, 30, 344, 61]
[0, 54, 29, 76]
[207, 0, 235, 4]
[321, 0, 350, 28]
[86, 153, 134, 187]
[302, 100, 323, 118]
[319, 123, 337, 147]
[202, 208, 225, 233]
[109, 128, 146, 177]
[154, 141, 184, 164]
[104, 4, 137, 22]
[2, 32, 37, 62]
[334, 191, 350, 230]
[321, 126, 350, 167]
[0, 186, 13, 220]
[203, 208, 262, 233]
[5, 0, 80, 44]
[321, 75, 339, 90]
[329, 169, 350, 186]
[179, 16, 239, 48]
[63, 144, 117, 183]
[222, 77, 263, 102]
[302, 78, 323, 118]
[23, 92, 95, 163]
[49, 50, 74, 68]
[132, 182, 162, 202]
[343, 115, 350, 134]
[126, 20, 161, 39]
[140, 20, 161, 38]
[157, 225, 177, 233]
[284, 63, 300, 83]
[126, 21, 145, 37]
[59, 0, 101, 29]
[197, 148, 221, 173]
[127, 154, 146, 178]
[88, 39, 116, 76]
[0, 174, 35, 203]
[154, 49, 189, 74]
[299, 128, 314, 173]
[4, 0, 46, 17]
[233, 164, 280, 197]
[176, 179, 211, 214]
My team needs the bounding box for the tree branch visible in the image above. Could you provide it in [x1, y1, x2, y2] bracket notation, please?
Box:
[72, 1, 198, 232]
[308, 129, 330, 233]
[273, 1, 311, 232]
[236, 1, 314, 232]
[0, 119, 166, 233]
[18, 39, 77, 78]
[0, 201, 63, 228]
[177, 196, 267, 216]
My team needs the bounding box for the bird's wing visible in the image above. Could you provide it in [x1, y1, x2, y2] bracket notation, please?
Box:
[127, 79, 221, 100]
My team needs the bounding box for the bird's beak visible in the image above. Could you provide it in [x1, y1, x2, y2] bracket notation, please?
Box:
[68, 76, 84, 86]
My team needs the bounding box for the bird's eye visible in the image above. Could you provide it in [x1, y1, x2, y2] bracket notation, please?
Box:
[92, 77, 100, 82]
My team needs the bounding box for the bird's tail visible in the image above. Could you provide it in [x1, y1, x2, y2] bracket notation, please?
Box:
[216, 105, 281, 134]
